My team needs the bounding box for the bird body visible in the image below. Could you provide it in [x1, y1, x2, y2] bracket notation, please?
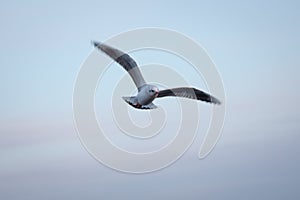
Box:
[93, 41, 221, 109]
[136, 84, 159, 105]
[122, 85, 158, 109]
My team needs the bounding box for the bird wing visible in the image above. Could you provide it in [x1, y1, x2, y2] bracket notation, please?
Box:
[157, 87, 221, 104]
[93, 41, 146, 89]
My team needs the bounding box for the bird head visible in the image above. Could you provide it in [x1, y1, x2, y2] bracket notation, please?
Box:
[148, 86, 159, 97]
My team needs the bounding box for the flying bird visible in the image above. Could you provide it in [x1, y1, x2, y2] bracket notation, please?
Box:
[93, 41, 221, 109]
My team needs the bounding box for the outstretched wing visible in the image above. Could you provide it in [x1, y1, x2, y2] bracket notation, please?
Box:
[93, 41, 146, 89]
[157, 87, 221, 104]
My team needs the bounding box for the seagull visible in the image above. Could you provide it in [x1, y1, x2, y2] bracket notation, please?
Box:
[93, 41, 221, 109]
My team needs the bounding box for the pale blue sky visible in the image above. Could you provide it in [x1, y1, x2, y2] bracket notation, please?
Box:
[1, 0, 300, 199]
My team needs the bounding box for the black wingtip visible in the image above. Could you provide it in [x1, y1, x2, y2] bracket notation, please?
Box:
[91, 40, 100, 47]
[211, 96, 222, 105]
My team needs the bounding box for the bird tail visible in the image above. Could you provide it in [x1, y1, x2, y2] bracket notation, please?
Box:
[122, 96, 157, 110]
